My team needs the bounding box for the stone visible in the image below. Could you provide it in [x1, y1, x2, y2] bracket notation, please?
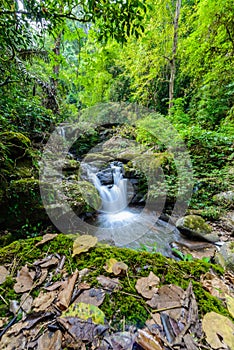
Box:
[213, 191, 234, 206]
[176, 215, 219, 243]
[215, 241, 234, 271]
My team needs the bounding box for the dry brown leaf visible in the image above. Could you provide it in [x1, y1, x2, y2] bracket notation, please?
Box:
[58, 317, 108, 342]
[147, 284, 184, 320]
[78, 282, 91, 290]
[104, 259, 128, 275]
[33, 291, 57, 311]
[20, 293, 33, 314]
[44, 280, 64, 291]
[57, 270, 78, 310]
[0, 322, 26, 350]
[202, 311, 234, 349]
[96, 275, 121, 291]
[72, 235, 97, 257]
[37, 256, 59, 268]
[14, 265, 35, 293]
[201, 272, 230, 299]
[136, 329, 163, 350]
[136, 272, 160, 299]
[35, 233, 58, 247]
[0, 266, 9, 285]
[37, 330, 62, 350]
[112, 261, 128, 275]
[225, 294, 234, 318]
[74, 288, 105, 307]
[35, 268, 48, 287]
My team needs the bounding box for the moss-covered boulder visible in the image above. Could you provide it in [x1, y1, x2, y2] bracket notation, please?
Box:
[0, 234, 229, 325]
[176, 215, 219, 243]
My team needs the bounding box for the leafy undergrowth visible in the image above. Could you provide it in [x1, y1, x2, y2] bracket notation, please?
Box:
[0, 234, 233, 349]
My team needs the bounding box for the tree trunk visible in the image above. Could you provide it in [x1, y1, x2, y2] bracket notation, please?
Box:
[169, 0, 181, 112]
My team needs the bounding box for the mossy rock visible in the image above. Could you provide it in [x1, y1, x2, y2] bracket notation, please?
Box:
[176, 215, 219, 243]
[0, 131, 31, 158]
[0, 234, 229, 325]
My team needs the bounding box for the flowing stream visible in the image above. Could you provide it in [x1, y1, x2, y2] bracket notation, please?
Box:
[83, 162, 180, 256]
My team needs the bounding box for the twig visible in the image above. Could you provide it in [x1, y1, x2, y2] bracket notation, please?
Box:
[118, 290, 142, 299]
[152, 304, 182, 313]
[0, 294, 8, 305]
[0, 316, 17, 340]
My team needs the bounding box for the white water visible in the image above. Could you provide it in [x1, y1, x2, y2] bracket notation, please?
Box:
[91, 164, 128, 214]
[84, 162, 180, 256]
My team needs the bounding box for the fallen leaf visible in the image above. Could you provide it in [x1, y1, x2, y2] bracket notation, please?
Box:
[104, 259, 128, 275]
[225, 294, 234, 318]
[0, 266, 9, 284]
[14, 265, 35, 293]
[147, 284, 184, 320]
[33, 291, 57, 312]
[35, 255, 59, 268]
[201, 272, 230, 299]
[23, 311, 53, 330]
[56, 270, 78, 310]
[102, 331, 136, 350]
[136, 272, 160, 299]
[62, 302, 105, 325]
[78, 282, 91, 290]
[136, 329, 163, 350]
[72, 235, 97, 257]
[104, 258, 118, 273]
[0, 322, 27, 350]
[112, 261, 128, 275]
[35, 268, 48, 287]
[202, 311, 234, 349]
[37, 330, 62, 350]
[35, 233, 58, 247]
[74, 288, 105, 307]
[58, 317, 108, 342]
[20, 293, 33, 314]
[97, 275, 121, 291]
[44, 280, 64, 291]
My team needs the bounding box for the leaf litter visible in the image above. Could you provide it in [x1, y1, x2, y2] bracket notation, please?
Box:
[0, 235, 234, 349]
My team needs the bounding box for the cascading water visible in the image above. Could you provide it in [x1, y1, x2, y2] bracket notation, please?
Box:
[81, 161, 181, 256]
[88, 163, 137, 228]
[92, 164, 127, 213]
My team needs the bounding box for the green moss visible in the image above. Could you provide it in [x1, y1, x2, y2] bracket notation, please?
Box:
[182, 215, 212, 233]
[0, 131, 31, 158]
[0, 234, 231, 325]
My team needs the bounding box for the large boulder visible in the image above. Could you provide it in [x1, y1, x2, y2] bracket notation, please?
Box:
[215, 242, 234, 271]
[176, 215, 219, 243]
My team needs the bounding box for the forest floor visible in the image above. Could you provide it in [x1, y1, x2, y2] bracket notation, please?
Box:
[0, 233, 234, 350]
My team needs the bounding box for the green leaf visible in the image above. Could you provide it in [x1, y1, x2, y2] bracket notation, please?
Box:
[62, 302, 105, 325]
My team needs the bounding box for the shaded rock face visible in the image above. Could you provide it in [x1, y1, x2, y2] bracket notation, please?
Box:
[215, 242, 234, 271]
[176, 215, 219, 243]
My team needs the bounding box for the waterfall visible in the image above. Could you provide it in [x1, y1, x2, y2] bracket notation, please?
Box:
[90, 164, 128, 213]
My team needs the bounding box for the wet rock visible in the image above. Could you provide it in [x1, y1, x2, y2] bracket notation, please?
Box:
[215, 241, 234, 271]
[219, 211, 234, 235]
[176, 215, 219, 243]
[97, 168, 113, 185]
